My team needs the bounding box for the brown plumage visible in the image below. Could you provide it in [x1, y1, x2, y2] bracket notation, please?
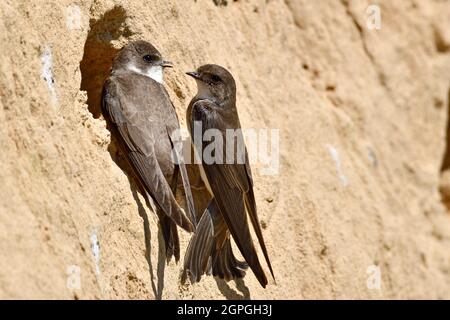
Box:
[101, 41, 196, 262]
[183, 64, 274, 287]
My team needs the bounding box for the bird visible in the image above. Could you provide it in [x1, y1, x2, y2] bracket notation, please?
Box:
[101, 40, 196, 262]
[183, 64, 274, 287]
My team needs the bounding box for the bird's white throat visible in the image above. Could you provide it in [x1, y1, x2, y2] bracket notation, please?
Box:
[127, 64, 164, 84]
[195, 81, 213, 99]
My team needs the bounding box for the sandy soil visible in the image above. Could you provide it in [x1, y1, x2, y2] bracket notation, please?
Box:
[0, 0, 450, 299]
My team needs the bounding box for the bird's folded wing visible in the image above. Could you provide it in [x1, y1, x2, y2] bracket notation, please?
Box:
[226, 154, 275, 281]
[204, 163, 267, 287]
[102, 79, 194, 232]
[192, 99, 268, 287]
[167, 126, 197, 227]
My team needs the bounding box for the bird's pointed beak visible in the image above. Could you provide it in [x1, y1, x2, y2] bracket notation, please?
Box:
[186, 71, 201, 80]
[161, 60, 173, 68]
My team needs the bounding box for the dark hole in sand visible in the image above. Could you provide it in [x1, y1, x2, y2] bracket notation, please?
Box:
[80, 6, 132, 119]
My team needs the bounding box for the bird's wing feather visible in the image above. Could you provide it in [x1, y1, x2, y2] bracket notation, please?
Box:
[182, 200, 215, 283]
[102, 78, 193, 232]
[159, 86, 197, 226]
[170, 137, 197, 226]
[166, 123, 197, 227]
[221, 159, 275, 281]
[191, 99, 269, 287]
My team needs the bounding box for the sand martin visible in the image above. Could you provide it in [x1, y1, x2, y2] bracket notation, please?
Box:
[101, 40, 196, 262]
[183, 64, 274, 287]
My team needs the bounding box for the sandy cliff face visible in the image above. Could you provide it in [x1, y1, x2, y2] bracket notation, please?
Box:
[0, 0, 450, 299]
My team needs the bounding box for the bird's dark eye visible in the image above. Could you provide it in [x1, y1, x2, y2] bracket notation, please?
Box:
[143, 54, 156, 62]
[211, 75, 221, 82]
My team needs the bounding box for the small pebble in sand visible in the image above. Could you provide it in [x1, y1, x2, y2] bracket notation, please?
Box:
[260, 220, 268, 229]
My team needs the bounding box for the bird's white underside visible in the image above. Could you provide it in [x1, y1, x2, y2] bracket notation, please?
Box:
[127, 64, 164, 84]
[191, 144, 213, 196]
[192, 83, 215, 196]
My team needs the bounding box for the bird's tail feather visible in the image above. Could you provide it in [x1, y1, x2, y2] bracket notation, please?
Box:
[211, 237, 248, 281]
[182, 199, 248, 284]
[182, 202, 214, 283]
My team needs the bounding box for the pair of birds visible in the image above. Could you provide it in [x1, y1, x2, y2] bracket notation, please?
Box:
[102, 40, 274, 288]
